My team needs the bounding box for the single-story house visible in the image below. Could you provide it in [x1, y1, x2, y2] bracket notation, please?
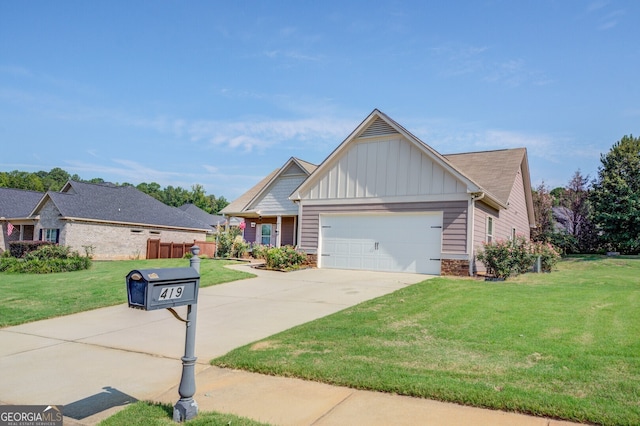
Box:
[224, 109, 535, 276]
[1, 181, 212, 260]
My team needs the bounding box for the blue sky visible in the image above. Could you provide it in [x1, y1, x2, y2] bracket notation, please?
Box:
[1, 1, 639, 200]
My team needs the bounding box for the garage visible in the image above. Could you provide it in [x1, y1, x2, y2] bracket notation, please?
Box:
[319, 213, 442, 274]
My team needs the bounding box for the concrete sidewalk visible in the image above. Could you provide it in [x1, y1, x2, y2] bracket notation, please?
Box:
[0, 264, 581, 425]
[155, 367, 579, 426]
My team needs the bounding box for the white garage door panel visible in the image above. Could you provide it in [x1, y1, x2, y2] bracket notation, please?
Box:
[320, 213, 442, 274]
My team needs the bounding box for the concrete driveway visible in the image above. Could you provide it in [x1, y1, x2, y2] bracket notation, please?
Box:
[0, 264, 428, 423]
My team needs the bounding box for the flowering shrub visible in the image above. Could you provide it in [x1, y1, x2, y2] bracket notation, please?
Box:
[251, 243, 269, 260]
[230, 236, 250, 258]
[531, 241, 562, 272]
[265, 246, 307, 271]
[215, 225, 246, 258]
[476, 236, 561, 279]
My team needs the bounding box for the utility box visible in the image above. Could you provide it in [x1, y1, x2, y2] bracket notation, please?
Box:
[126, 267, 199, 311]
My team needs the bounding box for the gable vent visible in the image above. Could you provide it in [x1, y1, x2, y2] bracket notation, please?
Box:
[358, 117, 400, 139]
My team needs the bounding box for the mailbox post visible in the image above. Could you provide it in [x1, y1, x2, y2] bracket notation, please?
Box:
[125, 245, 201, 422]
[173, 246, 200, 422]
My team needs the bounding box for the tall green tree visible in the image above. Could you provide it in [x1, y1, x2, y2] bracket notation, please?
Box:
[162, 185, 190, 207]
[0, 170, 44, 191]
[136, 182, 163, 201]
[36, 167, 71, 191]
[590, 135, 640, 254]
[189, 184, 210, 212]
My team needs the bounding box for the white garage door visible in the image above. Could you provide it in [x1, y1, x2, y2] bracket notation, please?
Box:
[319, 213, 442, 274]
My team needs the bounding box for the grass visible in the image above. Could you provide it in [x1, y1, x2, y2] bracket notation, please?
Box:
[212, 256, 640, 426]
[0, 258, 254, 327]
[98, 401, 270, 426]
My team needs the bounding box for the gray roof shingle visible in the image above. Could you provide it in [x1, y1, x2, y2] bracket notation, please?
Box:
[179, 203, 226, 227]
[0, 187, 44, 219]
[39, 181, 211, 230]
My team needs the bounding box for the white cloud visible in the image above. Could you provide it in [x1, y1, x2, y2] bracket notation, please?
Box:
[182, 116, 354, 152]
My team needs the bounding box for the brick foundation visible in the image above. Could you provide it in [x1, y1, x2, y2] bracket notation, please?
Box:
[305, 253, 318, 268]
[441, 259, 470, 277]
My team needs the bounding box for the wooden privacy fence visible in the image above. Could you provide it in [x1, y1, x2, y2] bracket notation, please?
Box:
[146, 239, 216, 260]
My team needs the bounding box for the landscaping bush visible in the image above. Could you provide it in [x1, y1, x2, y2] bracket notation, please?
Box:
[476, 236, 560, 279]
[9, 241, 53, 258]
[215, 225, 243, 258]
[0, 244, 92, 273]
[265, 246, 307, 271]
[532, 241, 562, 272]
[251, 243, 269, 260]
[0, 256, 20, 272]
[230, 236, 250, 258]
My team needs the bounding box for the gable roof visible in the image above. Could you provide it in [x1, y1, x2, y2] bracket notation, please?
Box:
[291, 109, 491, 203]
[446, 148, 536, 227]
[221, 157, 317, 215]
[31, 181, 211, 231]
[444, 148, 527, 206]
[0, 187, 43, 220]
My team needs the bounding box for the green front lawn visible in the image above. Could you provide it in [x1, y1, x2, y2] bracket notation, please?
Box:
[213, 256, 640, 426]
[0, 259, 254, 327]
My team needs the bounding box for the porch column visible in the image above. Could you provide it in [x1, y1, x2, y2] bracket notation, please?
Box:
[276, 215, 282, 247]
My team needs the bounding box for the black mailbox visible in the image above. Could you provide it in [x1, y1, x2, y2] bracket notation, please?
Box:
[126, 267, 199, 311]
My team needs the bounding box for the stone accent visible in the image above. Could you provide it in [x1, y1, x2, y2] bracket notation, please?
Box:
[305, 253, 318, 268]
[441, 259, 470, 277]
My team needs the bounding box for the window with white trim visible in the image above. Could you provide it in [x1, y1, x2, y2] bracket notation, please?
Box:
[486, 217, 493, 243]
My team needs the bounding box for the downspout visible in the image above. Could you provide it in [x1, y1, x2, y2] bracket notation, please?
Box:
[468, 192, 485, 276]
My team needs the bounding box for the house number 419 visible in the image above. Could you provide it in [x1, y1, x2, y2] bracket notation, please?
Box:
[158, 286, 185, 301]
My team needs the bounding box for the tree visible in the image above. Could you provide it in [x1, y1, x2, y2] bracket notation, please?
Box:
[162, 185, 190, 207]
[0, 170, 44, 191]
[531, 182, 554, 242]
[136, 182, 163, 201]
[208, 194, 229, 214]
[189, 184, 210, 212]
[590, 135, 640, 254]
[554, 170, 599, 253]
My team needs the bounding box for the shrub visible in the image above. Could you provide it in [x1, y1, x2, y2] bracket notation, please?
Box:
[476, 236, 558, 279]
[0, 244, 92, 274]
[24, 244, 73, 261]
[531, 241, 562, 272]
[0, 257, 20, 272]
[251, 243, 269, 260]
[230, 236, 250, 258]
[9, 241, 53, 258]
[215, 225, 243, 258]
[265, 246, 307, 271]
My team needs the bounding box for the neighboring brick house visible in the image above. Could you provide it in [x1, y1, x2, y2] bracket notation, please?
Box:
[224, 109, 536, 276]
[1, 181, 211, 260]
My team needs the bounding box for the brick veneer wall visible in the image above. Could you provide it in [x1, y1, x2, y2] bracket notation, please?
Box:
[63, 221, 206, 260]
[441, 259, 470, 277]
